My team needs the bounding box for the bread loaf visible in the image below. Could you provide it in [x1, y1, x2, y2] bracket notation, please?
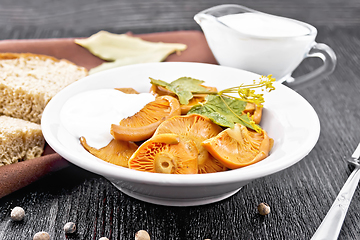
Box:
[0, 115, 45, 166]
[0, 53, 88, 166]
[0, 53, 88, 124]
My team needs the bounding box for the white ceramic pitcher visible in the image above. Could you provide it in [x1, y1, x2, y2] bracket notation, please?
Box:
[194, 4, 337, 90]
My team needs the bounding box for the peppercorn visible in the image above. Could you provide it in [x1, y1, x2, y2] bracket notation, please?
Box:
[63, 222, 76, 234]
[257, 202, 271, 215]
[33, 231, 50, 240]
[135, 230, 150, 240]
[99, 237, 109, 240]
[10, 206, 25, 221]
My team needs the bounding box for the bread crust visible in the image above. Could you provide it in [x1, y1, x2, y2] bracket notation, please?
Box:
[0, 52, 80, 66]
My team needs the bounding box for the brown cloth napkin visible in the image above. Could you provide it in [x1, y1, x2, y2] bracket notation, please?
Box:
[0, 30, 217, 199]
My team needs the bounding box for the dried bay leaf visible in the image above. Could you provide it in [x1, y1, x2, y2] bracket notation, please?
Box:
[75, 31, 187, 74]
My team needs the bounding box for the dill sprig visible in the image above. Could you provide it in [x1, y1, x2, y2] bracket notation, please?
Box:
[218, 75, 276, 106]
[150, 75, 276, 132]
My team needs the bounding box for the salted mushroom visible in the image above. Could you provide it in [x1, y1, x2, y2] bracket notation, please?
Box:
[243, 102, 263, 124]
[80, 137, 138, 168]
[202, 123, 273, 169]
[110, 95, 181, 142]
[128, 133, 198, 174]
[153, 114, 227, 174]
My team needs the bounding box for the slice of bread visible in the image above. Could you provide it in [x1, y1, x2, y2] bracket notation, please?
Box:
[0, 53, 88, 124]
[0, 115, 45, 166]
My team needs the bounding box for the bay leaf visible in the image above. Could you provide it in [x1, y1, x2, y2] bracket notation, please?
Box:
[75, 31, 187, 73]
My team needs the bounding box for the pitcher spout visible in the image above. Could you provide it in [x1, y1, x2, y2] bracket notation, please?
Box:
[194, 12, 218, 26]
[194, 4, 258, 31]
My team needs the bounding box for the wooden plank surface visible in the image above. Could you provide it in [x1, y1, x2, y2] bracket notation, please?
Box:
[0, 0, 360, 239]
[0, 0, 359, 38]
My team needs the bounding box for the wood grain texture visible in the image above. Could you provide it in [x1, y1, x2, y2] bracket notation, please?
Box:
[0, 0, 360, 239]
[0, 0, 359, 38]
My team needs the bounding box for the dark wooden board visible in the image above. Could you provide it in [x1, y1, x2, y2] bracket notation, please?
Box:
[0, 1, 360, 239]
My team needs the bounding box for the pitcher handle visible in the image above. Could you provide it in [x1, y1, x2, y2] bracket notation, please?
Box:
[285, 42, 337, 90]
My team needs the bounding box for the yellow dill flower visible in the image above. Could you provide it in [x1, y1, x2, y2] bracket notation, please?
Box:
[219, 74, 275, 106]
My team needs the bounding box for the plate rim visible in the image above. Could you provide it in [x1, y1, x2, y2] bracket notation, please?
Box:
[42, 62, 320, 186]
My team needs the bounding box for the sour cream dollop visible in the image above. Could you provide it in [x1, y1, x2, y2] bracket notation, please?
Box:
[60, 89, 155, 149]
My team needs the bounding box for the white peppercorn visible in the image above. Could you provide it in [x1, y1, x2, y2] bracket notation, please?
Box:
[135, 230, 150, 240]
[257, 202, 271, 215]
[10, 206, 25, 221]
[63, 222, 76, 234]
[33, 231, 50, 240]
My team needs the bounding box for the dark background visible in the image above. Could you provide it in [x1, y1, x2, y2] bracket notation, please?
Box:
[0, 0, 357, 38]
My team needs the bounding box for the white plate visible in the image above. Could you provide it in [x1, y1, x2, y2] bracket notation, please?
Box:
[41, 62, 320, 206]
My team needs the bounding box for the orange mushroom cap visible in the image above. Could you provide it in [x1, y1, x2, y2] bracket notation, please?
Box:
[202, 123, 273, 169]
[110, 95, 181, 142]
[128, 133, 198, 174]
[154, 114, 228, 174]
